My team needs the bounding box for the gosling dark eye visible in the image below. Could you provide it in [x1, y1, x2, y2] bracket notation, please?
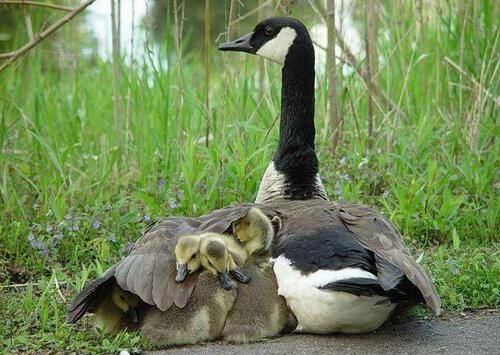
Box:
[264, 26, 275, 36]
[120, 295, 125, 300]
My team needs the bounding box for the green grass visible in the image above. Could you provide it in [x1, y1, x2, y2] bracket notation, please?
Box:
[0, 0, 499, 352]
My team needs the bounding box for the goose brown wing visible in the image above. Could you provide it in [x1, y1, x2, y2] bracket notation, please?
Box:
[337, 202, 441, 315]
[67, 267, 116, 323]
[67, 216, 201, 322]
[113, 217, 200, 311]
[114, 203, 279, 311]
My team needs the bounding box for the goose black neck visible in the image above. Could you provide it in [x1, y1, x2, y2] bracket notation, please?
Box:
[273, 37, 320, 197]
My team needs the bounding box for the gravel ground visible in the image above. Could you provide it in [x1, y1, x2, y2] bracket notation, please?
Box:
[147, 310, 500, 355]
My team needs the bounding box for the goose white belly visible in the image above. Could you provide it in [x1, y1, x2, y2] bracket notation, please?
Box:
[271, 255, 396, 334]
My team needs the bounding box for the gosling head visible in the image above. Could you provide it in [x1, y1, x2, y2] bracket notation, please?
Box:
[219, 17, 312, 66]
[200, 237, 234, 290]
[110, 284, 139, 322]
[174, 234, 202, 283]
[232, 207, 275, 252]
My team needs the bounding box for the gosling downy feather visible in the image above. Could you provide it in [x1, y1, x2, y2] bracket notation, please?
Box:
[140, 271, 237, 347]
[222, 210, 293, 343]
[232, 206, 276, 256]
[174, 233, 204, 282]
[199, 233, 249, 290]
[222, 261, 295, 343]
[220, 17, 440, 334]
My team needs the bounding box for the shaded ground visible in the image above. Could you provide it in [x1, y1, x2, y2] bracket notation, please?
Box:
[148, 310, 499, 355]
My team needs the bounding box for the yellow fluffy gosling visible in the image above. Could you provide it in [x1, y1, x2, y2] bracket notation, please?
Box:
[174, 234, 203, 282]
[232, 207, 275, 255]
[199, 233, 250, 290]
[93, 284, 139, 333]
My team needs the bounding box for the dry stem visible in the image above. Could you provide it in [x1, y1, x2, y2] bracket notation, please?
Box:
[0, 0, 72, 12]
[326, 0, 341, 156]
[0, 0, 96, 72]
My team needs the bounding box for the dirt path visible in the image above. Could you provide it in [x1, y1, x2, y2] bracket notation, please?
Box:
[147, 310, 499, 354]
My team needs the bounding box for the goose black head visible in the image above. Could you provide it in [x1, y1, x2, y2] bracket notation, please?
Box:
[219, 17, 311, 65]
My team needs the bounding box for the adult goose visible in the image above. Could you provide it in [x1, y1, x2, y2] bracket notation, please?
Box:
[219, 17, 440, 333]
[67, 204, 294, 346]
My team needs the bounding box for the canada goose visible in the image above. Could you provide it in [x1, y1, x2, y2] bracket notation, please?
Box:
[220, 17, 327, 204]
[220, 17, 440, 334]
[68, 204, 291, 346]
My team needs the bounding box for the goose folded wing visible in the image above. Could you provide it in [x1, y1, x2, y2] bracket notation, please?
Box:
[67, 216, 202, 322]
[338, 203, 441, 315]
[114, 204, 279, 311]
[67, 266, 116, 323]
[113, 219, 200, 312]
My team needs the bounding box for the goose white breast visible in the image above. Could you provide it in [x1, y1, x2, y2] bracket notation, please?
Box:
[272, 255, 395, 334]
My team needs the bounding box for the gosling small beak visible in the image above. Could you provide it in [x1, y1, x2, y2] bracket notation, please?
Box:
[126, 307, 138, 323]
[218, 271, 235, 290]
[175, 263, 188, 283]
[218, 32, 254, 53]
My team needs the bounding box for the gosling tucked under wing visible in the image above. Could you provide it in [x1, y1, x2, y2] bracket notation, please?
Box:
[220, 17, 440, 334]
[93, 284, 139, 332]
[232, 206, 276, 256]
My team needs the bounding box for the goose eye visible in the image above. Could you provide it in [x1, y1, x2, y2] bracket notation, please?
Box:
[264, 26, 274, 36]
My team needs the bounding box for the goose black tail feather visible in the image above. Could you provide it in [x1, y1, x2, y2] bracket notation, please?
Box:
[66, 271, 115, 324]
[319, 277, 414, 302]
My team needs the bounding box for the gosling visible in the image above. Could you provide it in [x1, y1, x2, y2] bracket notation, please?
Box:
[199, 234, 251, 290]
[174, 233, 203, 283]
[93, 284, 139, 333]
[175, 232, 249, 288]
[175, 207, 276, 288]
[232, 207, 275, 255]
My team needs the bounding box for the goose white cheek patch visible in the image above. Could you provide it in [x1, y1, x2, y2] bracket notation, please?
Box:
[256, 27, 297, 64]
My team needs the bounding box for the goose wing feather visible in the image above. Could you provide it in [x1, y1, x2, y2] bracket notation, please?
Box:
[116, 203, 279, 310]
[337, 202, 441, 315]
[66, 267, 116, 323]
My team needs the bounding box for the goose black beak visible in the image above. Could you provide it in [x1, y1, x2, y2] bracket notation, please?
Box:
[218, 32, 255, 53]
[175, 264, 188, 283]
[218, 271, 235, 290]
